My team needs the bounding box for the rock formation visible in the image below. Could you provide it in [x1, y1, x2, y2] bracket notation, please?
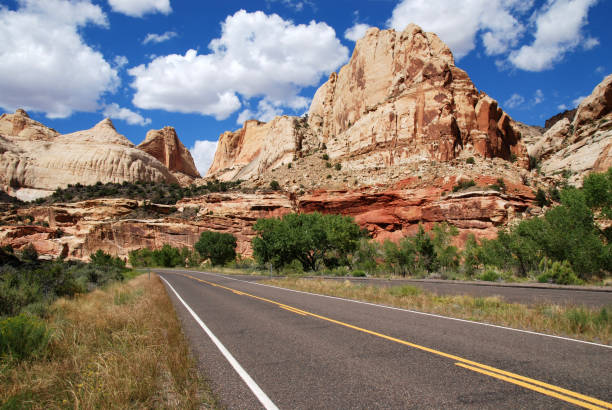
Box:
[137, 126, 201, 182]
[206, 116, 316, 180]
[0, 111, 178, 200]
[207, 24, 528, 180]
[526, 74, 612, 183]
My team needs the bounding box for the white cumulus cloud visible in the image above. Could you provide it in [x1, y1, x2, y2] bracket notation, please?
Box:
[504, 93, 525, 109]
[107, 0, 171, 17]
[0, 0, 118, 118]
[143, 31, 177, 44]
[190, 140, 218, 176]
[387, 0, 526, 59]
[509, 0, 598, 71]
[102, 103, 151, 126]
[344, 23, 371, 42]
[129, 10, 348, 120]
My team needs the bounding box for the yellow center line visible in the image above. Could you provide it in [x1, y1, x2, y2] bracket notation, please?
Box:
[173, 272, 612, 409]
[280, 306, 307, 316]
[455, 363, 605, 410]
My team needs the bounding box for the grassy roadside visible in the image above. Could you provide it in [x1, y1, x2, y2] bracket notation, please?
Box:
[1, 274, 218, 409]
[262, 278, 611, 345]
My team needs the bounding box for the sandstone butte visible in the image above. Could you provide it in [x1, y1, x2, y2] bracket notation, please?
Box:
[0, 111, 200, 201]
[1, 25, 611, 262]
[207, 24, 528, 181]
[137, 126, 201, 185]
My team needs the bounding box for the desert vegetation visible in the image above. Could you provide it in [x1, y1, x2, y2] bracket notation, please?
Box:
[30, 179, 242, 206]
[0, 246, 213, 407]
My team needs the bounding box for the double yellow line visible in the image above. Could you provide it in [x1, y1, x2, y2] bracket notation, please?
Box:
[172, 272, 611, 409]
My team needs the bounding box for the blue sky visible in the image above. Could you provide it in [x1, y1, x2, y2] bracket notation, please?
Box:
[0, 0, 610, 174]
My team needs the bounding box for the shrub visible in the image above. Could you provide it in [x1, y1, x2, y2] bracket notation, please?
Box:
[535, 188, 550, 207]
[326, 161, 332, 168]
[351, 270, 366, 277]
[322, 154, 329, 160]
[269, 180, 280, 191]
[537, 259, 582, 285]
[452, 180, 476, 192]
[466, 157, 475, 164]
[0, 314, 50, 361]
[480, 268, 500, 282]
[529, 155, 540, 171]
[19, 244, 38, 264]
[195, 231, 237, 266]
[334, 163, 342, 171]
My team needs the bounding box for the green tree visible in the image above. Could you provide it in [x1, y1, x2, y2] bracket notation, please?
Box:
[252, 213, 363, 271]
[153, 244, 184, 267]
[195, 231, 237, 266]
[382, 237, 416, 276]
[431, 223, 460, 271]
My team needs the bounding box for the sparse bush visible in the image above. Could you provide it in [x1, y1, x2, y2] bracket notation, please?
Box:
[322, 154, 329, 160]
[269, 180, 281, 191]
[325, 161, 332, 168]
[334, 163, 342, 171]
[466, 157, 475, 165]
[537, 259, 582, 285]
[452, 179, 476, 192]
[0, 314, 50, 361]
[480, 267, 500, 282]
[535, 188, 550, 207]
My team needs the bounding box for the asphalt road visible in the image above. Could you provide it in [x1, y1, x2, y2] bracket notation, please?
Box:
[157, 269, 612, 409]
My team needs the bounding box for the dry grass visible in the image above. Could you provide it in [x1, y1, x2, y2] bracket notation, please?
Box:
[0, 274, 218, 409]
[263, 278, 611, 345]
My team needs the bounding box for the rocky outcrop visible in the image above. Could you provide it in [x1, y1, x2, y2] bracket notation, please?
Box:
[0, 194, 295, 260]
[0, 179, 535, 260]
[0, 111, 178, 200]
[0, 109, 58, 141]
[207, 24, 527, 180]
[544, 109, 577, 130]
[137, 126, 200, 180]
[207, 117, 311, 180]
[573, 75, 612, 131]
[526, 74, 612, 183]
[308, 25, 526, 169]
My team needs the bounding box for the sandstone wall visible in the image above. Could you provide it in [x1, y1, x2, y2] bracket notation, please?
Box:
[137, 126, 201, 179]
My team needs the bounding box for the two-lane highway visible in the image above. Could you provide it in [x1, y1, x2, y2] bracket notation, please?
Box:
[157, 269, 612, 409]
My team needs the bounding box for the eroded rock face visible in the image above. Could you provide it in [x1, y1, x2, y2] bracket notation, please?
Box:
[137, 126, 200, 179]
[207, 24, 527, 180]
[309, 25, 527, 169]
[527, 74, 612, 183]
[206, 117, 302, 180]
[0, 182, 534, 260]
[0, 111, 178, 199]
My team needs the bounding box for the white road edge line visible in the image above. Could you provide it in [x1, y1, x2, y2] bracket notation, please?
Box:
[160, 276, 279, 410]
[186, 270, 611, 350]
